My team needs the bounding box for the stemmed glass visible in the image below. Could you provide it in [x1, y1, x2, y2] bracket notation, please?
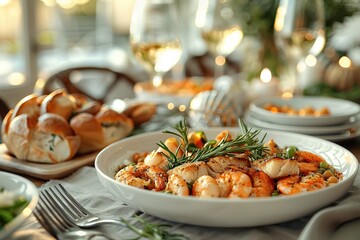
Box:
[195, 0, 244, 78]
[274, 0, 326, 96]
[129, 0, 182, 88]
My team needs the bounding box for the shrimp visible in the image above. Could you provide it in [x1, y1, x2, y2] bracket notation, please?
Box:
[216, 171, 252, 198]
[246, 168, 274, 197]
[167, 162, 208, 184]
[277, 173, 326, 195]
[192, 175, 220, 198]
[115, 164, 168, 191]
[207, 156, 250, 177]
[295, 150, 326, 164]
[144, 137, 184, 171]
[295, 150, 326, 175]
[157, 137, 184, 157]
[224, 166, 274, 197]
[165, 174, 189, 196]
[264, 139, 281, 155]
[297, 162, 319, 175]
[144, 150, 169, 170]
[115, 165, 149, 189]
[215, 130, 233, 144]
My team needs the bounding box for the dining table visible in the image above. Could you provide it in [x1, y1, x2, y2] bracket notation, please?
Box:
[5, 107, 360, 240]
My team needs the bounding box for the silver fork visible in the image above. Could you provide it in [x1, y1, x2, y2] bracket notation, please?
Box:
[34, 190, 116, 240]
[43, 184, 125, 228]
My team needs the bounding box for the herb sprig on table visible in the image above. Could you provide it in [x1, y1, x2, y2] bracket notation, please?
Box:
[158, 119, 267, 169]
[120, 216, 189, 240]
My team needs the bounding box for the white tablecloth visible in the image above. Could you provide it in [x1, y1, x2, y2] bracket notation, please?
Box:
[11, 166, 360, 240]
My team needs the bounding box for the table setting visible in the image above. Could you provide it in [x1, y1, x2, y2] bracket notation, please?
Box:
[1, 110, 360, 239]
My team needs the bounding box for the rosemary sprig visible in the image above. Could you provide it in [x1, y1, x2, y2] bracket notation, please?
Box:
[159, 119, 267, 169]
[120, 216, 189, 240]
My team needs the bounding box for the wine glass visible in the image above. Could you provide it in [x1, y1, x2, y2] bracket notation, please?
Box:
[195, 0, 244, 78]
[129, 0, 182, 88]
[274, 0, 326, 96]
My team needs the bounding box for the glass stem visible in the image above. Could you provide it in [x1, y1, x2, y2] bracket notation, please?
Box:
[214, 55, 226, 79]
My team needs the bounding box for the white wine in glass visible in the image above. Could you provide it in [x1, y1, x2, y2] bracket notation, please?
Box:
[274, 0, 326, 96]
[130, 0, 182, 88]
[195, 0, 243, 78]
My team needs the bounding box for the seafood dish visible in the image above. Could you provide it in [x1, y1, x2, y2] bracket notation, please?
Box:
[95, 123, 358, 227]
[114, 120, 343, 198]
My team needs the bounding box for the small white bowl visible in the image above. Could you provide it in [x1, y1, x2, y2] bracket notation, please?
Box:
[95, 129, 358, 227]
[0, 171, 39, 239]
[249, 96, 360, 126]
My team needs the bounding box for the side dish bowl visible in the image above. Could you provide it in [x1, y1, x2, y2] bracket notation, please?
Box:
[0, 171, 39, 239]
[249, 97, 360, 126]
[95, 129, 359, 227]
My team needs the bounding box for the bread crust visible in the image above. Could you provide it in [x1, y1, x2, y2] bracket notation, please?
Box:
[40, 89, 76, 120]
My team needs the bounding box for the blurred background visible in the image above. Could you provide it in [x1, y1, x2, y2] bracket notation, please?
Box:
[0, 0, 359, 107]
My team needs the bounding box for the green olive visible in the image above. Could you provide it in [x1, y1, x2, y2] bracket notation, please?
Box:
[319, 162, 328, 169]
[285, 146, 298, 158]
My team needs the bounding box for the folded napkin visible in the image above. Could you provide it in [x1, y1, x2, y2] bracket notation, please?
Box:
[299, 174, 360, 240]
[13, 166, 360, 240]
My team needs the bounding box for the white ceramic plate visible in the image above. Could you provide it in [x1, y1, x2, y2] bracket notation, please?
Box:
[244, 112, 360, 135]
[244, 113, 360, 142]
[95, 129, 359, 227]
[249, 97, 360, 126]
[0, 171, 39, 239]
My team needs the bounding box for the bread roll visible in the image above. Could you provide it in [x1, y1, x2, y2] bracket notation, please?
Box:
[2, 90, 136, 163]
[40, 89, 76, 120]
[123, 103, 157, 126]
[6, 113, 81, 163]
[1, 109, 13, 153]
[6, 114, 37, 160]
[26, 113, 80, 163]
[95, 107, 134, 145]
[11, 94, 40, 120]
[75, 101, 102, 115]
[70, 112, 105, 154]
[70, 107, 134, 154]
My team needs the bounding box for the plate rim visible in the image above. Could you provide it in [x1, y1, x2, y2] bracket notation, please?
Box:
[244, 111, 360, 135]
